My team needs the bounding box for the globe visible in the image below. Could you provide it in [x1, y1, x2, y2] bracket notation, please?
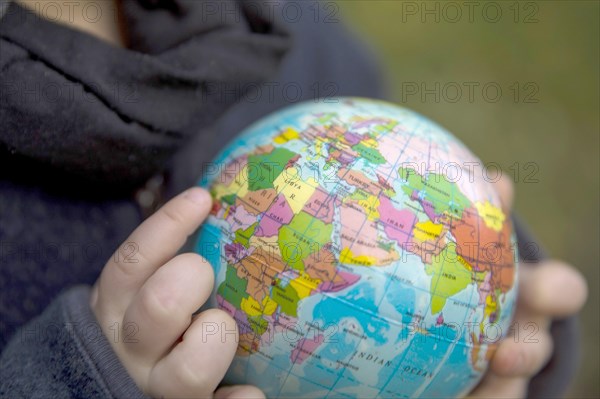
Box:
[195, 98, 518, 398]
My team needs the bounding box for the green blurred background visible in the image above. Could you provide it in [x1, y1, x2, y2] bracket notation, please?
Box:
[336, 1, 599, 397]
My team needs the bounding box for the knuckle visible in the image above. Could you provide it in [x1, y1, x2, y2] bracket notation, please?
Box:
[111, 246, 150, 277]
[173, 358, 211, 391]
[138, 284, 182, 324]
[111, 260, 139, 283]
[160, 205, 187, 227]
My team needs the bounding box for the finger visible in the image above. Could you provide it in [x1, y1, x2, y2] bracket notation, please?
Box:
[514, 266, 552, 331]
[148, 309, 239, 398]
[490, 319, 553, 377]
[519, 260, 588, 318]
[95, 188, 212, 316]
[122, 253, 214, 363]
[490, 173, 514, 214]
[214, 385, 266, 399]
[469, 374, 528, 398]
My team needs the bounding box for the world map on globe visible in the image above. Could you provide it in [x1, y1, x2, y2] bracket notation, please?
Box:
[195, 98, 518, 398]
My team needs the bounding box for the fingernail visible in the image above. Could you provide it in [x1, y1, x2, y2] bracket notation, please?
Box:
[184, 188, 210, 205]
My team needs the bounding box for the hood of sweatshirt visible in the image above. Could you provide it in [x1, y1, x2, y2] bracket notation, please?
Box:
[0, 0, 290, 190]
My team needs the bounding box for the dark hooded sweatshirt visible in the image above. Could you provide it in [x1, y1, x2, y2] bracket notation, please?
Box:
[0, 0, 578, 397]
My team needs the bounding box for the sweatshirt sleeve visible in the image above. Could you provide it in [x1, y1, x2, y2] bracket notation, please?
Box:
[0, 285, 147, 399]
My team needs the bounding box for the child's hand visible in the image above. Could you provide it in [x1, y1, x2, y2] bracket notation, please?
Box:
[469, 177, 588, 398]
[90, 188, 264, 398]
